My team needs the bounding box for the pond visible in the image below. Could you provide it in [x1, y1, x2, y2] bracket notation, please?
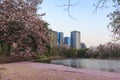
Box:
[51, 59, 120, 73]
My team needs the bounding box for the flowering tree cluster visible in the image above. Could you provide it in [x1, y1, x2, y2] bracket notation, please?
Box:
[0, 0, 49, 57]
[87, 42, 120, 58]
[107, 10, 120, 40]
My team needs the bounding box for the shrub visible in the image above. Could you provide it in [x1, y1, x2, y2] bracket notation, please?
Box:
[51, 47, 61, 56]
[0, 54, 35, 63]
[63, 48, 77, 58]
[87, 42, 120, 58]
[92, 52, 99, 58]
[77, 48, 89, 58]
[33, 55, 51, 63]
[45, 43, 52, 57]
[33, 58, 51, 63]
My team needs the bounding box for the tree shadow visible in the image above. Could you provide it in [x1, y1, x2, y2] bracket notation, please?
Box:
[0, 68, 6, 70]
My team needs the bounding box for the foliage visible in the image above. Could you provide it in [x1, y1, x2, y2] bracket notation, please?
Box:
[45, 46, 89, 58]
[0, 0, 49, 57]
[33, 55, 51, 63]
[87, 42, 120, 58]
[35, 54, 47, 59]
[77, 48, 89, 58]
[0, 54, 35, 63]
[0, 42, 8, 54]
[62, 48, 77, 58]
[45, 43, 52, 57]
[51, 47, 61, 56]
[33, 58, 50, 63]
[46, 46, 77, 58]
[107, 10, 120, 40]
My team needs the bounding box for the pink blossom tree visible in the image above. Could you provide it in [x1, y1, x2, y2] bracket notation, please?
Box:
[87, 42, 120, 58]
[0, 0, 49, 57]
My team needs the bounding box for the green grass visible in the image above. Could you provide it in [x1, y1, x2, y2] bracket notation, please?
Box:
[33, 55, 51, 63]
[33, 58, 51, 63]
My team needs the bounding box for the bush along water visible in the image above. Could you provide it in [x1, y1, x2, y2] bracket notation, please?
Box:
[86, 42, 120, 58]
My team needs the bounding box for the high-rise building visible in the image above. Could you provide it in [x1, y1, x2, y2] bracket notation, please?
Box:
[71, 30, 81, 49]
[49, 30, 58, 47]
[58, 32, 64, 47]
[64, 37, 71, 46]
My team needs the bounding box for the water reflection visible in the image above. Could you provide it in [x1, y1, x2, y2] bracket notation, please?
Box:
[51, 59, 120, 73]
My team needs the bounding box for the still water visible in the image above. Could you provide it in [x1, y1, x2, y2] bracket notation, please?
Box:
[51, 59, 120, 73]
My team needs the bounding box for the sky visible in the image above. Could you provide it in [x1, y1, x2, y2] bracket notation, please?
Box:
[39, 0, 116, 47]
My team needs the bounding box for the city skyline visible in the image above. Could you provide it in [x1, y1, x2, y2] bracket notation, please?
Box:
[40, 0, 116, 47]
[50, 30, 84, 49]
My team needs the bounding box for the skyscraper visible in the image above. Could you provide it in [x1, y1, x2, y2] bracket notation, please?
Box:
[49, 30, 58, 47]
[58, 32, 64, 47]
[71, 31, 81, 49]
[64, 37, 71, 46]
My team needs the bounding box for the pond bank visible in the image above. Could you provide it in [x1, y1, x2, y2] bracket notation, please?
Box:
[0, 62, 120, 80]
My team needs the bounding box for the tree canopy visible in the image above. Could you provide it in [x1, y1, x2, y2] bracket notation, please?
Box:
[0, 0, 49, 57]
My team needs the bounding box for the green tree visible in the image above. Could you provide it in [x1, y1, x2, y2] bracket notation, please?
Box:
[63, 48, 77, 58]
[46, 43, 52, 57]
[77, 48, 89, 58]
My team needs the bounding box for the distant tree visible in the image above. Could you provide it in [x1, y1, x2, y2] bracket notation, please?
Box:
[0, 0, 49, 56]
[63, 48, 77, 58]
[77, 48, 89, 58]
[87, 42, 120, 58]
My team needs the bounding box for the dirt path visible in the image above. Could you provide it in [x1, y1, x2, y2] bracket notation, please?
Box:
[0, 62, 120, 80]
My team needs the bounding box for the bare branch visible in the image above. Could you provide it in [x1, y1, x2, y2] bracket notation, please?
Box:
[57, 0, 80, 20]
[57, 0, 80, 7]
[94, 0, 108, 11]
[67, 0, 77, 20]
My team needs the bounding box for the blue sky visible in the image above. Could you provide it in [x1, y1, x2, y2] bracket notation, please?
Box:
[39, 0, 116, 47]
